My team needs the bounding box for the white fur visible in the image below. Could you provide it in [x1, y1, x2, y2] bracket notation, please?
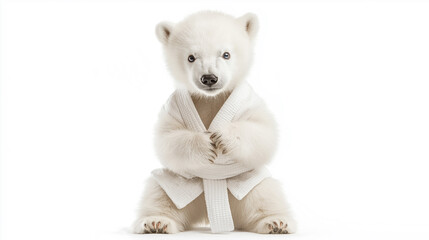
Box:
[133, 11, 296, 234]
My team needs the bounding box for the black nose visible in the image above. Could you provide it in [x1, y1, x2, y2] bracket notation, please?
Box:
[200, 74, 218, 87]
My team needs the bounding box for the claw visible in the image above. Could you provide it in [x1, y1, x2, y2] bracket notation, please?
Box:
[210, 133, 221, 141]
[210, 149, 217, 157]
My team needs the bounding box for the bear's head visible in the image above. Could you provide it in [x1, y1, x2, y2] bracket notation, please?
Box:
[155, 11, 259, 97]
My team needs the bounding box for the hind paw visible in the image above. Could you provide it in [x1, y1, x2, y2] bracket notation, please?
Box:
[133, 216, 180, 234]
[267, 220, 289, 234]
[255, 216, 296, 234]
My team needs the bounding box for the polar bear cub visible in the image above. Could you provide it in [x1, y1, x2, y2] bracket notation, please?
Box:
[133, 11, 296, 234]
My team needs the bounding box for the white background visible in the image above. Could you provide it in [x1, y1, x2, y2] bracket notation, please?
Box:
[1, 0, 429, 240]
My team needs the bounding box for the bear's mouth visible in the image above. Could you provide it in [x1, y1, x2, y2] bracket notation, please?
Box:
[205, 88, 220, 91]
[200, 86, 223, 92]
[197, 83, 223, 92]
[196, 86, 224, 95]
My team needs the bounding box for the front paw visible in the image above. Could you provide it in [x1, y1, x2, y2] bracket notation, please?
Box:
[194, 132, 218, 164]
[209, 131, 237, 155]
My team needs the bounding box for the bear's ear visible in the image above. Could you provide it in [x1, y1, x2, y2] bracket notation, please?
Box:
[155, 21, 174, 45]
[237, 13, 259, 40]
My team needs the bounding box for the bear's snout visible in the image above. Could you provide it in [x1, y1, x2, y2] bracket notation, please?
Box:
[200, 74, 218, 87]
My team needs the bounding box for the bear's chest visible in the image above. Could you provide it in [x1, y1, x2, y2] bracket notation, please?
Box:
[191, 93, 231, 130]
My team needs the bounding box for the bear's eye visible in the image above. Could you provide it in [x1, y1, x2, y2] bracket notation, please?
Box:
[188, 55, 196, 63]
[222, 52, 230, 60]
